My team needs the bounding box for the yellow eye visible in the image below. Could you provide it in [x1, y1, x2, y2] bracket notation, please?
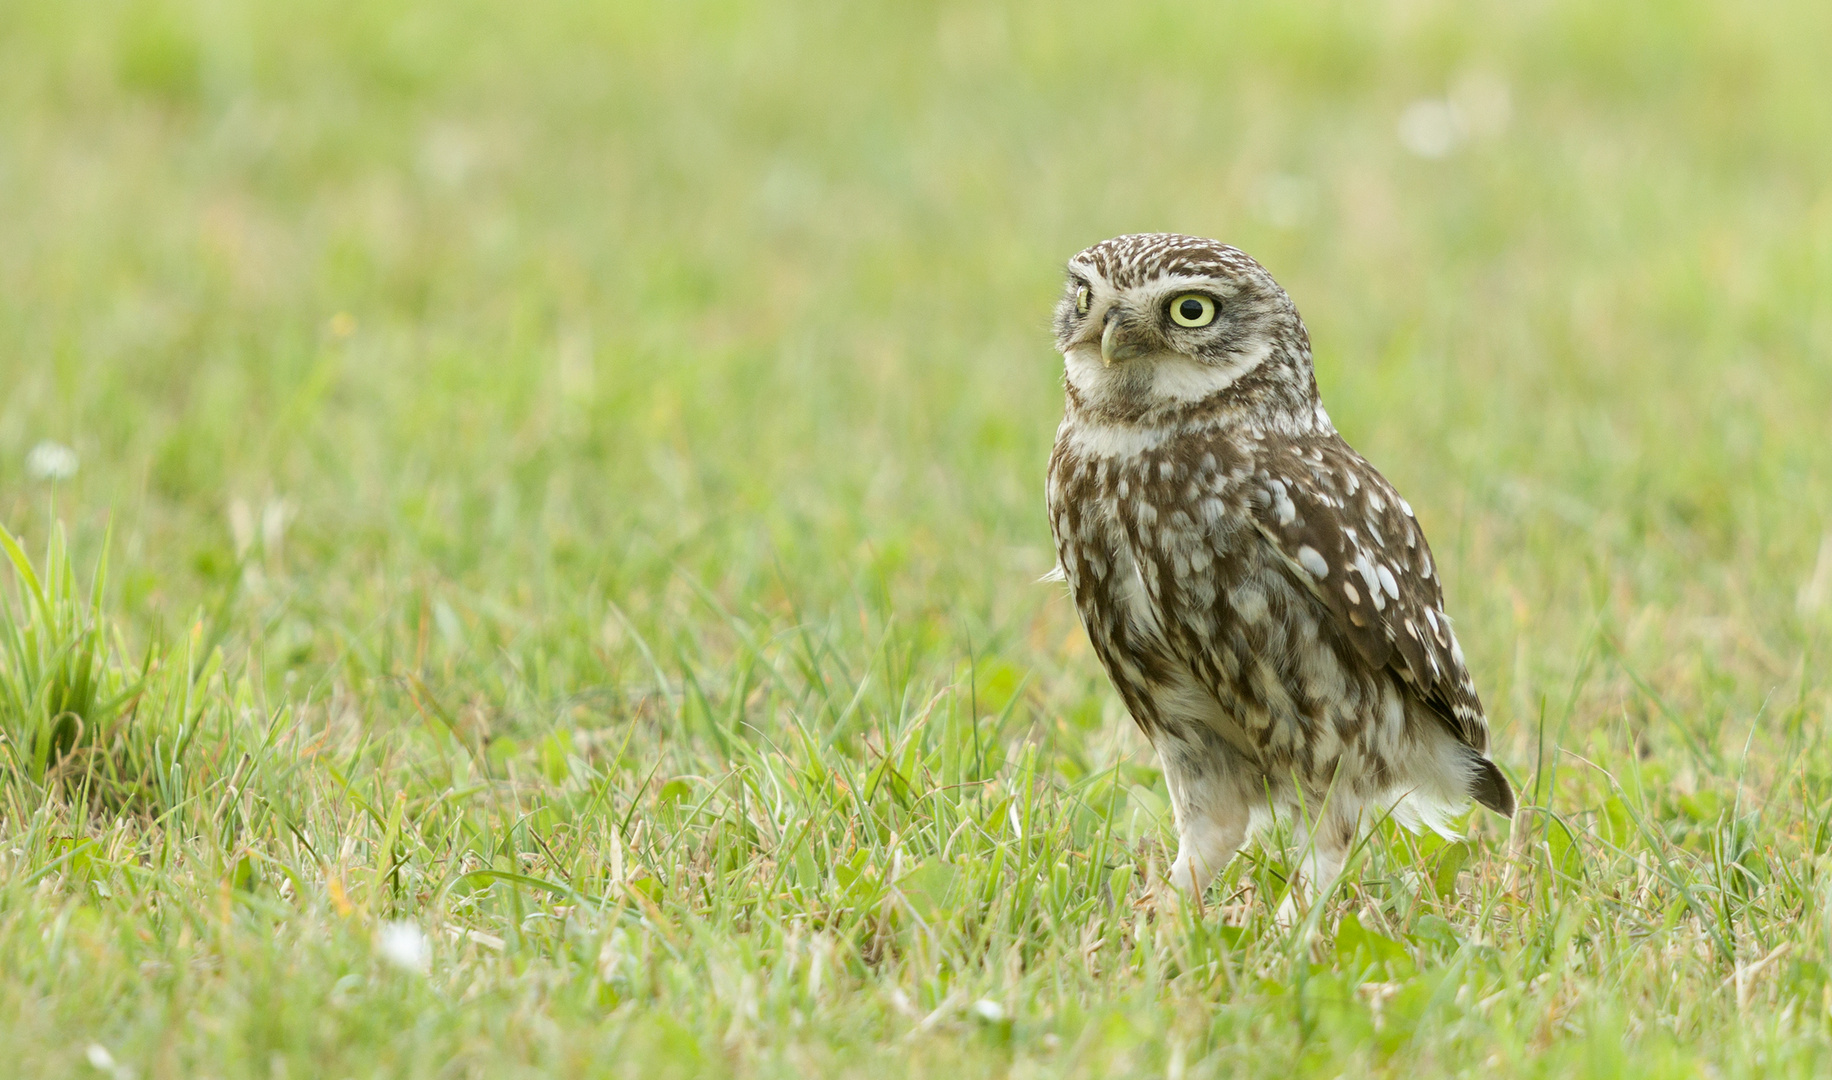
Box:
[1074, 285, 1091, 315]
[1168, 293, 1216, 328]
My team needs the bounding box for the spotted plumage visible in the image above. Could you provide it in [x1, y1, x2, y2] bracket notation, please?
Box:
[1045, 234, 1512, 909]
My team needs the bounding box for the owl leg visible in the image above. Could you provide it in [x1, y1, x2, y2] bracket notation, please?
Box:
[1274, 801, 1359, 926]
[1158, 741, 1253, 903]
[1167, 803, 1251, 901]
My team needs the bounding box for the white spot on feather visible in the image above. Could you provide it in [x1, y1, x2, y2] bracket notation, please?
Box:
[1352, 552, 1382, 606]
[1297, 545, 1329, 578]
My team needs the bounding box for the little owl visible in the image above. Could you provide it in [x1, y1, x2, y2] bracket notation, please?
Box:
[1045, 233, 1513, 911]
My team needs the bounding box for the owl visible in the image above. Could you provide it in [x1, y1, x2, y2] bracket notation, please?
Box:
[1045, 233, 1513, 912]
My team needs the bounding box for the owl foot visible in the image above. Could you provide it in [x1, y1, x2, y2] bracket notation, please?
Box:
[1270, 854, 1346, 930]
[1271, 889, 1305, 930]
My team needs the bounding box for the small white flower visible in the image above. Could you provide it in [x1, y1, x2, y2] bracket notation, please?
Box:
[85, 1043, 134, 1079]
[971, 998, 1006, 1023]
[375, 920, 431, 974]
[1397, 99, 1462, 159]
[25, 441, 79, 482]
[1398, 73, 1512, 160]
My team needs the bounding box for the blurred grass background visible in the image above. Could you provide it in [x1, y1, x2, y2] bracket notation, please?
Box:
[2, 0, 1831, 1076]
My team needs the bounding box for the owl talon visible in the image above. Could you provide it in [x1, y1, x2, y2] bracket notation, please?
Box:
[1137, 883, 1181, 918]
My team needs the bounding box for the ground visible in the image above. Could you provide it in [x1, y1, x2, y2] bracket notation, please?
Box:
[2, 1, 1832, 1077]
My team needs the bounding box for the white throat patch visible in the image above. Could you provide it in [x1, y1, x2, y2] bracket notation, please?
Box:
[1063, 338, 1273, 412]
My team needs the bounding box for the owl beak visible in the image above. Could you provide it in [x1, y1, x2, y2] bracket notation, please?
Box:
[1100, 311, 1153, 366]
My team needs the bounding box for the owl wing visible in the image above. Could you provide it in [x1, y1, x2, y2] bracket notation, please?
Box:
[1242, 434, 1491, 753]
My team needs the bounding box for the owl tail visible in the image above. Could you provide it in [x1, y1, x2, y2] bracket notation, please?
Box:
[1470, 756, 1516, 818]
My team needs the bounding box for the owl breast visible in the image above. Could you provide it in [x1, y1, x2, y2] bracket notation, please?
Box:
[1047, 419, 1405, 789]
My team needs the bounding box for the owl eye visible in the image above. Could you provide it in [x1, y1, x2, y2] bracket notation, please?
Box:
[1074, 285, 1092, 315]
[1168, 293, 1217, 328]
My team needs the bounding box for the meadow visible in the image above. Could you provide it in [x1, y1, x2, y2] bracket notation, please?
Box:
[3, 0, 1831, 1075]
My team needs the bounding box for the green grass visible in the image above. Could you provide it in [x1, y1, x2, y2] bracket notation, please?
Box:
[3, 0, 1831, 1075]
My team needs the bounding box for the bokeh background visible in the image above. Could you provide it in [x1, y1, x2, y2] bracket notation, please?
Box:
[6, 1, 1829, 717]
[4, 1, 1832, 1076]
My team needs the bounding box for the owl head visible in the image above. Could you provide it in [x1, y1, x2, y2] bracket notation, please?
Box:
[1053, 234, 1319, 425]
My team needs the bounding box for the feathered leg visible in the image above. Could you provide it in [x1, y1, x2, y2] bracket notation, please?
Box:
[1274, 799, 1360, 925]
[1157, 734, 1254, 903]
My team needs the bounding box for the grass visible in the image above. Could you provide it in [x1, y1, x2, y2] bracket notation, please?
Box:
[2, 0, 1831, 1075]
